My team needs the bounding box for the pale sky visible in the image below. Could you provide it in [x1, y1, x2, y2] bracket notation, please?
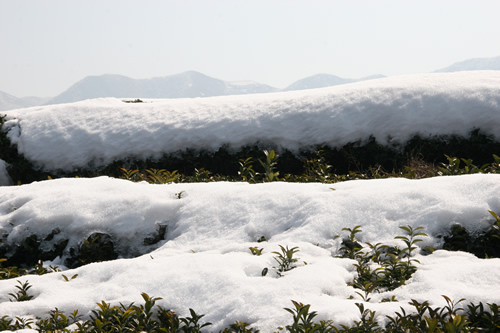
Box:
[1, 0, 499, 97]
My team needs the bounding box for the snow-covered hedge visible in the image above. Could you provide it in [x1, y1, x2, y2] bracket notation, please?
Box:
[0, 175, 499, 331]
[1, 71, 499, 178]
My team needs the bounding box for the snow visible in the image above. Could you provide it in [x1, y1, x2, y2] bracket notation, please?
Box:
[0, 175, 499, 331]
[3, 71, 500, 172]
[0, 71, 500, 331]
[0, 159, 12, 186]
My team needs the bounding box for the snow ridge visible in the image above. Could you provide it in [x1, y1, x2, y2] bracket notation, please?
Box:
[3, 71, 500, 172]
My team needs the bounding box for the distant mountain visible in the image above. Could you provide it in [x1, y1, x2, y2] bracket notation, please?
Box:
[0, 91, 22, 111]
[8, 55, 500, 110]
[284, 74, 385, 91]
[225, 80, 278, 95]
[0, 90, 50, 111]
[47, 71, 279, 105]
[434, 56, 500, 72]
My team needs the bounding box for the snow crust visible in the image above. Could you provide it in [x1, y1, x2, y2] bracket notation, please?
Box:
[0, 175, 499, 331]
[3, 71, 500, 172]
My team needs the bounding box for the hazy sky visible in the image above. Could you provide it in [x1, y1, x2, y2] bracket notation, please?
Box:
[1, 0, 500, 97]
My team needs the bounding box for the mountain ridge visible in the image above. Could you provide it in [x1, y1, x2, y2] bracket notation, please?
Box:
[0, 90, 50, 111]
[1, 55, 499, 111]
[46, 71, 386, 105]
[46, 71, 279, 105]
[284, 73, 386, 91]
[434, 55, 500, 72]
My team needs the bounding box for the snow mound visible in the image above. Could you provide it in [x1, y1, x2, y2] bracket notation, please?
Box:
[3, 71, 500, 172]
[0, 175, 499, 330]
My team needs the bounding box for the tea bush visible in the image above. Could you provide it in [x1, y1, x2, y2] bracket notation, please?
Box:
[337, 225, 429, 301]
[0, 115, 51, 184]
[0, 290, 498, 332]
[1, 112, 499, 184]
[441, 210, 500, 258]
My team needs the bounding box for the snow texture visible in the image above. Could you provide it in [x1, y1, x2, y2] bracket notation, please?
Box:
[0, 160, 12, 186]
[0, 175, 499, 331]
[3, 71, 500, 172]
[0, 71, 499, 331]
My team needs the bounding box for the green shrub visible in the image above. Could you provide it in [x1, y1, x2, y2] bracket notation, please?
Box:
[338, 225, 428, 300]
[442, 210, 500, 258]
[272, 245, 300, 276]
[1, 265, 499, 331]
[66, 232, 118, 268]
[8, 280, 33, 302]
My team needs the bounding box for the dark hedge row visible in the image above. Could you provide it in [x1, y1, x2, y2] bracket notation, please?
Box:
[73, 129, 500, 179]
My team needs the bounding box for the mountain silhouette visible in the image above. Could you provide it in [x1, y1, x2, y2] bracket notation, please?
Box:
[47, 71, 278, 104]
[434, 56, 500, 72]
[284, 73, 385, 91]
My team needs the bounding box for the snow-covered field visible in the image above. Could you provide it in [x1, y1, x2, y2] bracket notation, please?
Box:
[0, 176, 499, 330]
[0, 71, 499, 331]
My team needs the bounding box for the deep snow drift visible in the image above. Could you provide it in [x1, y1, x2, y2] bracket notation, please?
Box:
[0, 175, 499, 331]
[3, 71, 500, 172]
